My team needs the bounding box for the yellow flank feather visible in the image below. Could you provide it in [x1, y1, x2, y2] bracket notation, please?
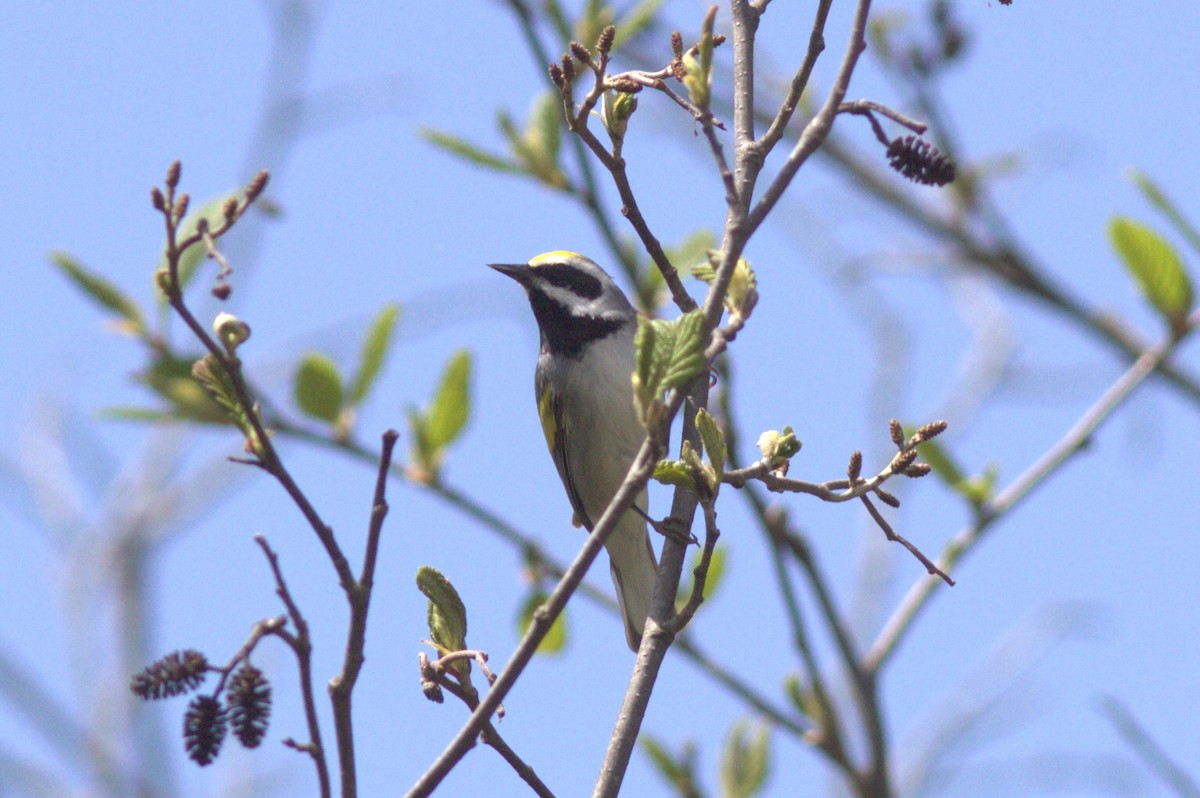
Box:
[530, 250, 582, 267]
[537, 385, 557, 453]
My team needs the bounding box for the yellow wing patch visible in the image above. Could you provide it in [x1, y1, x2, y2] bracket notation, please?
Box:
[537, 384, 558, 454]
[530, 250, 583, 267]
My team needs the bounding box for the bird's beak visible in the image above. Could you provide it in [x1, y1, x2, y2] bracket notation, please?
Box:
[487, 262, 532, 285]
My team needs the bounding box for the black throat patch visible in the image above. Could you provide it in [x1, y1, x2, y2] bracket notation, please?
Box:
[529, 289, 625, 358]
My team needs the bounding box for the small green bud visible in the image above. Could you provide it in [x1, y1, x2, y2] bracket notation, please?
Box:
[603, 90, 638, 143]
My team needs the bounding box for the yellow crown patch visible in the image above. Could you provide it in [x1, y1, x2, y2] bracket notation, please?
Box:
[529, 250, 583, 267]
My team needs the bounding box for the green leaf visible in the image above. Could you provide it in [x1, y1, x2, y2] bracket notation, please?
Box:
[416, 566, 470, 678]
[499, 93, 567, 188]
[1110, 216, 1195, 331]
[427, 350, 472, 451]
[663, 311, 708, 391]
[696, 408, 725, 487]
[192, 354, 252, 432]
[529, 91, 563, 163]
[50, 251, 145, 335]
[98, 406, 190, 423]
[294, 353, 344, 424]
[419, 128, 523, 175]
[720, 719, 771, 798]
[677, 545, 725, 609]
[653, 458, 698, 489]
[919, 437, 996, 509]
[633, 315, 667, 424]
[783, 674, 823, 727]
[137, 354, 228, 424]
[349, 304, 400, 406]
[516, 591, 568, 654]
[633, 312, 709, 426]
[915, 437, 965, 488]
[640, 735, 685, 784]
[1128, 168, 1200, 257]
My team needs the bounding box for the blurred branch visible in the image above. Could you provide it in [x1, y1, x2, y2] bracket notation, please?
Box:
[868, 311, 1200, 673]
[1100, 695, 1200, 798]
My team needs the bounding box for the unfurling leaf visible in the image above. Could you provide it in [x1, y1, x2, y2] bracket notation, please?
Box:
[419, 129, 523, 174]
[1110, 216, 1194, 333]
[294, 353, 344, 424]
[633, 311, 710, 426]
[720, 718, 772, 798]
[408, 350, 473, 482]
[192, 354, 251, 432]
[757, 425, 801, 466]
[640, 735, 701, 794]
[681, 10, 716, 109]
[652, 458, 698, 489]
[137, 354, 227, 423]
[416, 566, 470, 679]
[50, 251, 146, 335]
[696, 408, 726, 488]
[663, 310, 708, 391]
[427, 350, 472, 450]
[349, 303, 400, 406]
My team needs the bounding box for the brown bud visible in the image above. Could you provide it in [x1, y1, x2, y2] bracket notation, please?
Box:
[892, 448, 918, 472]
[876, 489, 901, 508]
[671, 31, 683, 58]
[903, 463, 931, 478]
[175, 192, 190, 220]
[560, 53, 576, 83]
[151, 186, 165, 211]
[222, 196, 239, 221]
[847, 450, 863, 482]
[165, 160, 181, 189]
[914, 419, 948, 442]
[549, 62, 565, 88]
[212, 283, 233, 301]
[610, 77, 642, 94]
[245, 170, 269, 203]
[569, 41, 591, 63]
[596, 25, 615, 56]
[889, 419, 904, 448]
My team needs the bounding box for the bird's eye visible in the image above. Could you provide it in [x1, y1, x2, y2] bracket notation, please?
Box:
[538, 263, 604, 300]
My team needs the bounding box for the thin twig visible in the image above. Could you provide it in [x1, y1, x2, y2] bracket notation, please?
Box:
[859, 495, 954, 585]
[329, 429, 399, 798]
[866, 314, 1199, 672]
[255, 535, 330, 798]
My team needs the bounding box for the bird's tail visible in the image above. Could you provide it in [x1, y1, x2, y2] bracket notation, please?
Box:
[605, 510, 659, 652]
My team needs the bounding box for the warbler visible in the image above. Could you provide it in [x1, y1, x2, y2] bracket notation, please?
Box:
[490, 251, 659, 651]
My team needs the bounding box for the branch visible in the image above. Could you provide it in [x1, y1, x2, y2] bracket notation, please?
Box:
[328, 429, 399, 798]
[255, 535, 330, 798]
[867, 313, 1199, 672]
[743, 0, 875, 240]
[1099, 695, 1200, 798]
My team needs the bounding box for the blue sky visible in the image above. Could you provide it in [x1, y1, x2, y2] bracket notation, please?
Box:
[2, 1, 1198, 796]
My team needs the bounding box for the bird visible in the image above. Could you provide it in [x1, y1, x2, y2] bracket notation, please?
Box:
[490, 251, 659, 651]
